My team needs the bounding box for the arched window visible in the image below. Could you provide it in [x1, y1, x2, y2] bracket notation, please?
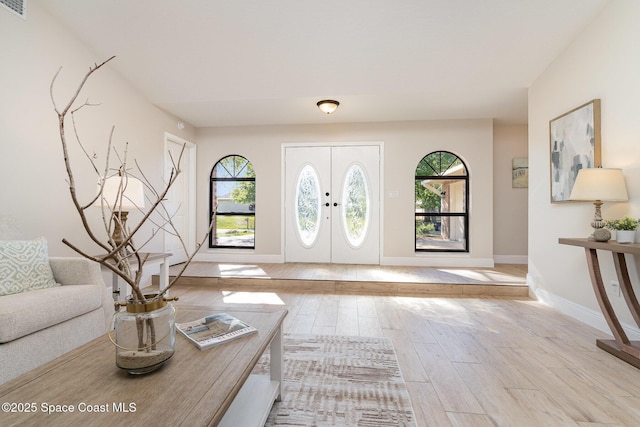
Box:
[209, 155, 255, 248]
[415, 151, 469, 252]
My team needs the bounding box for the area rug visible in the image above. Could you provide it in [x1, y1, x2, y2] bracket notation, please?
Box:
[253, 334, 417, 427]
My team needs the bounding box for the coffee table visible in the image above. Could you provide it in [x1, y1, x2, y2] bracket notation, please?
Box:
[0, 304, 287, 426]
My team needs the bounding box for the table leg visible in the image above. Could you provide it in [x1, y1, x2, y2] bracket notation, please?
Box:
[585, 247, 640, 366]
[585, 247, 630, 345]
[613, 252, 640, 329]
[159, 259, 169, 295]
[270, 327, 283, 402]
[111, 273, 118, 301]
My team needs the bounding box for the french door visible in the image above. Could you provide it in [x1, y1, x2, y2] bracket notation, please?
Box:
[285, 145, 380, 264]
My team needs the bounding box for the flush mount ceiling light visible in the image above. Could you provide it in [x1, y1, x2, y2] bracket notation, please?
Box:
[317, 100, 340, 114]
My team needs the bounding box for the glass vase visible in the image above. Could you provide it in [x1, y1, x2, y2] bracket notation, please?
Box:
[113, 295, 176, 374]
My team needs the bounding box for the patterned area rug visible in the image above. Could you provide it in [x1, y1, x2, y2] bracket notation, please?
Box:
[253, 334, 416, 427]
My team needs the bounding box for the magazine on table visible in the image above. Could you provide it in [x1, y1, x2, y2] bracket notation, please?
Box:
[176, 313, 258, 350]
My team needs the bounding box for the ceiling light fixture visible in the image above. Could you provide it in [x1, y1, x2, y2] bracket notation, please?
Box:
[317, 100, 340, 114]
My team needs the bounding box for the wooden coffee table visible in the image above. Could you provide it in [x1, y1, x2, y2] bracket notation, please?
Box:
[0, 304, 287, 426]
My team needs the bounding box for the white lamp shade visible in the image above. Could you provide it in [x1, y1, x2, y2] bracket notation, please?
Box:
[569, 168, 628, 202]
[98, 176, 145, 210]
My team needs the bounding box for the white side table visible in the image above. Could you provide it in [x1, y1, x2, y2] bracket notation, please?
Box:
[101, 252, 172, 302]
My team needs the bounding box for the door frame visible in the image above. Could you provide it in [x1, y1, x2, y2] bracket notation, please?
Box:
[280, 141, 384, 265]
[163, 132, 197, 264]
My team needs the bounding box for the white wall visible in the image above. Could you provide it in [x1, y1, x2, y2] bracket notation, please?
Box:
[0, 3, 195, 259]
[493, 124, 528, 262]
[1, 2, 528, 270]
[528, 0, 640, 333]
[196, 119, 497, 266]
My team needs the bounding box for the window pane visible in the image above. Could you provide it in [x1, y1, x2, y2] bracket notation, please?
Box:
[213, 155, 252, 178]
[342, 165, 370, 247]
[214, 181, 256, 213]
[295, 165, 321, 246]
[416, 178, 466, 212]
[213, 215, 255, 247]
[416, 215, 466, 250]
[415, 151, 468, 252]
[210, 155, 256, 249]
[417, 152, 466, 177]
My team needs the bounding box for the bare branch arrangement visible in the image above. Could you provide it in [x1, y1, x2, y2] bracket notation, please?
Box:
[51, 56, 211, 305]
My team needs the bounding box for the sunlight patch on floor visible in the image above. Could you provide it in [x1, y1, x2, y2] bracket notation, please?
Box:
[222, 291, 285, 305]
[218, 264, 270, 278]
[438, 268, 514, 282]
[367, 269, 416, 281]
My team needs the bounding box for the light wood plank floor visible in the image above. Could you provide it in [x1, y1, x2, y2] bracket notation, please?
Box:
[169, 262, 528, 285]
[166, 262, 530, 297]
[165, 281, 640, 426]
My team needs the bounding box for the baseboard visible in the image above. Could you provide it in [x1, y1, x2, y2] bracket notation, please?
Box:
[493, 255, 527, 264]
[529, 276, 640, 341]
[381, 256, 495, 268]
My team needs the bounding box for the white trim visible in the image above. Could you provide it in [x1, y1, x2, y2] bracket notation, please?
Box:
[528, 274, 640, 341]
[163, 132, 197, 263]
[381, 256, 495, 268]
[280, 147, 286, 262]
[494, 255, 528, 264]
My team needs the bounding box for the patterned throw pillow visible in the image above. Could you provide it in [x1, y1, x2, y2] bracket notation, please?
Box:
[0, 237, 59, 296]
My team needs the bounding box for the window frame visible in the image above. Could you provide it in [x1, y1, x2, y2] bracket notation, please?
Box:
[414, 151, 469, 253]
[209, 155, 256, 249]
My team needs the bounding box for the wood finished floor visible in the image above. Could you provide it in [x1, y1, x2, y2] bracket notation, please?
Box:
[166, 262, 530, 297]
[166, 279, 640, 426]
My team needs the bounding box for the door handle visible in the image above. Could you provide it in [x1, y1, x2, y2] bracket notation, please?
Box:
[325, 203, 330, 207]
[333, 202, 339, 207]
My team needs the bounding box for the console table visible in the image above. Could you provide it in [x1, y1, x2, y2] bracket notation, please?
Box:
[0, 304, 287, 426]
[559, 238, 640, 368]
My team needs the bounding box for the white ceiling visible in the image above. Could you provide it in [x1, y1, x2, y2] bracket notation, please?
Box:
[38, 0, 609, 128]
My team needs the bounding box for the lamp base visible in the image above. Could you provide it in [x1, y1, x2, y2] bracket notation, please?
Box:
[110, 211, 132, 254]
[587, 200, 611, 242]
[588, 227, 611, 242]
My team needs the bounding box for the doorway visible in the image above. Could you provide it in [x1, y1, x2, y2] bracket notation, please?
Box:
[284, 145, 380, 264]
[163, 133, 196, 265]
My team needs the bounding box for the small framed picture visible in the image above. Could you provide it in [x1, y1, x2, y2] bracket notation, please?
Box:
[512, 158, 528, 188]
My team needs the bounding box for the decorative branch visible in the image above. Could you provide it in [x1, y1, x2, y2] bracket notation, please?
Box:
[52, 56, 211, 304]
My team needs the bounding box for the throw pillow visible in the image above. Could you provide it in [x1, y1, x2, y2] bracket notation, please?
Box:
[0, 237, 59, 296]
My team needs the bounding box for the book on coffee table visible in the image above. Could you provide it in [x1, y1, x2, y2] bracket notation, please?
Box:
[177, 313, 258, 350]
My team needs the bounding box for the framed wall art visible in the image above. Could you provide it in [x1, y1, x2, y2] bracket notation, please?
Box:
[512, 158, 528, 188]
[549, 99, 601, 203]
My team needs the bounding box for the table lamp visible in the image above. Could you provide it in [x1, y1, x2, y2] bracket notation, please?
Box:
[97, 175, 145, 250]
[569, 167, 628, 242]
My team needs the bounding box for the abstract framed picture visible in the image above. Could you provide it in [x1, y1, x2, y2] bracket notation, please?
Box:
[549, 99, 601, 203]
[512, 158, 528, 188]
